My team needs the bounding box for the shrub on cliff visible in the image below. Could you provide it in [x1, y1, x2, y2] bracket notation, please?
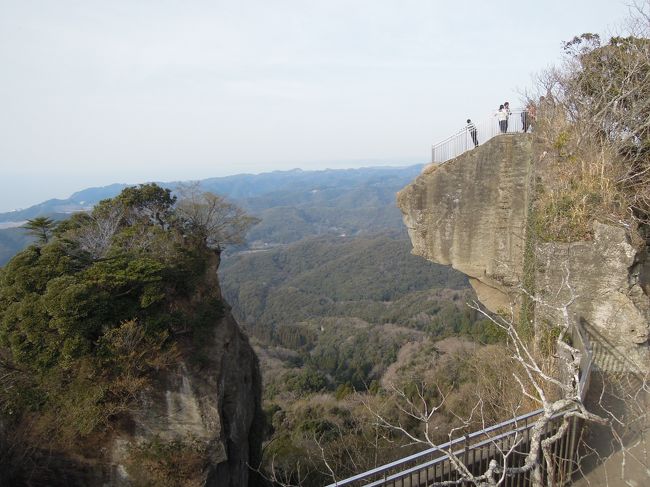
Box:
[0, 183, 256, 473]
[532, 12, 650, 242]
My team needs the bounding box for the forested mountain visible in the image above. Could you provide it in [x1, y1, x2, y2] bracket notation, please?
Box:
[1, 164, 501, 485]
[0, 183, 129, 222]
[0, 184, 262, 485]
[221, 234, 470, 333]
[220, 233, 503, 393]
[0, 165, 423, 265]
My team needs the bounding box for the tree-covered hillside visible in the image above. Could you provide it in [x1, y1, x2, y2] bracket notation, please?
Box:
[1, 165, 499, 485]
[220, 233, 504, 392]
[221, 233, 469, 329]
[0, 184, 257, 484]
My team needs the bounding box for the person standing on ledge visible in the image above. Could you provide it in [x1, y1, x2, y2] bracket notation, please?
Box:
[522, 101, 536, 132]
[467, 119, 479, 148]
[496, 105, 508, 133]
[503, 101, 512, 132]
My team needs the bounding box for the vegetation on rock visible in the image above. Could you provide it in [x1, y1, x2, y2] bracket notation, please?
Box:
[0, 183, 256, 484]
[532, 27, 650, 242]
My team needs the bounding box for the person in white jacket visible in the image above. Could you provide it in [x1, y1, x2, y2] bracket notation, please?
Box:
[496, 105, 508, 133]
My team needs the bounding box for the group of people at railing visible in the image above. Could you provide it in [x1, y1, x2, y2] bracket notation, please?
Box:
[465, 100, 538, 148]
[497, 100, 537, 133]
[495, 101, 513, 133]
[432, 97, 548, 164]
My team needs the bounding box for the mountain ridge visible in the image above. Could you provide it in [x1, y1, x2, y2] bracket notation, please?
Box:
[0, 164, 424, 265]
[0, 165, 424, 223]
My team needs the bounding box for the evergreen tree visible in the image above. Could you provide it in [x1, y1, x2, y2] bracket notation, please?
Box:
[23, 216, 56, 244]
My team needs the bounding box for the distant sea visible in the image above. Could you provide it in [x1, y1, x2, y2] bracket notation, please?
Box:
[0, 221, 26, 229]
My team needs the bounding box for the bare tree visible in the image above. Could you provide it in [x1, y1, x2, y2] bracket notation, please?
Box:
[74, 204, 125, 258]
[358, 291, 607, 487]
[175, 183, 260, 252]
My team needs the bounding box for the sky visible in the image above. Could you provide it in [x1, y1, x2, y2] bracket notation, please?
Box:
[0, 0, 634, 213]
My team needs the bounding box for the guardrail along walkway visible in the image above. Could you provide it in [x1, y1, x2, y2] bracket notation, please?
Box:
[432, 109, 531, 164]
[327, 323, 593, 487]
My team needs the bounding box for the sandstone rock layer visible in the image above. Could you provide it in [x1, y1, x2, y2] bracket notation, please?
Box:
[397, 134, 649, 370]
[397, 134, 534, 312]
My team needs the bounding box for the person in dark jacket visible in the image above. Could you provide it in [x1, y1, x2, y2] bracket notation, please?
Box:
[466, 119, 479, 147]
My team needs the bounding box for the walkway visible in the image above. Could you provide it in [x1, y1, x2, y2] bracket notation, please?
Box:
[573, 323, 650, 486]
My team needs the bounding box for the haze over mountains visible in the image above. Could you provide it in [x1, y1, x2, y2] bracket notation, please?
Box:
[0, 164, 424, 265]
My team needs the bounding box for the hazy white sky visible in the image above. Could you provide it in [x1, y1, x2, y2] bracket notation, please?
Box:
[0, 0, 632, 212]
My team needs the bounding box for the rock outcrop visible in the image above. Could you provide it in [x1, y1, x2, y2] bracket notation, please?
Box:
[398, 135, 534, 313]
[397, 134, 649, 370]
[535, 222, 650, 369]
[109, 256, 264, 487]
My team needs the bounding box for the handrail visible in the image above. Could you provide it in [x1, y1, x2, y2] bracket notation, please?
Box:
[325, 321, 594, 487]
[431, 109, 531, 165]
[363, 421, 539, 487]
[327, 409, 544, 487]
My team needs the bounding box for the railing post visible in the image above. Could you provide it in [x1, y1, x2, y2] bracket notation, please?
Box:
[567, 415, 579, 482]
[464, 435, 469, 481]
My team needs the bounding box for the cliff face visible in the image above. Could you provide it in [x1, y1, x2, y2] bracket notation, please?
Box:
[397, 134, 649, 369]
[398, 135, 534, 313]
[535, 222, 650, 368]
[109, 256, 264, 487]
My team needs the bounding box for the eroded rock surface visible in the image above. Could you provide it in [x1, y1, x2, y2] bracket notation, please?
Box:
[536, 222, 650, 370]
[397, 134, 649, 370]
[110, 259, 264, 487]
[397, 135, 534, 312]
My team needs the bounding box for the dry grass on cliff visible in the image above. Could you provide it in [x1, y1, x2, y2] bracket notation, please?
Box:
[529, 16, 650, 245]
[531, 109, 630, 243]
[125, 435, 208, 487]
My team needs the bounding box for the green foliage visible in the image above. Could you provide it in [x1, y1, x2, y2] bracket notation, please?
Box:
[221, 234, 468, 327]
[23, 217, 57, 244]
[0, 183, 252, 461]
[537, 323, 566, 357]
[285, 368, 328, 394]
[221, 233, 501, 393]
[116, 183, 176, 227]
[334, 383, 355, 400]
[519, 197, 537, 341]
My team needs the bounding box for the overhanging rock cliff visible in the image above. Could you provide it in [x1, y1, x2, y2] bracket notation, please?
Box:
[397, 134, 649, 370]
[397, 135, 534, 314]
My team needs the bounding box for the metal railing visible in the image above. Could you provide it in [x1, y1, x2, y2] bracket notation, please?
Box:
[326, 323, 593, 487]
[431, 110, 532, 164]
